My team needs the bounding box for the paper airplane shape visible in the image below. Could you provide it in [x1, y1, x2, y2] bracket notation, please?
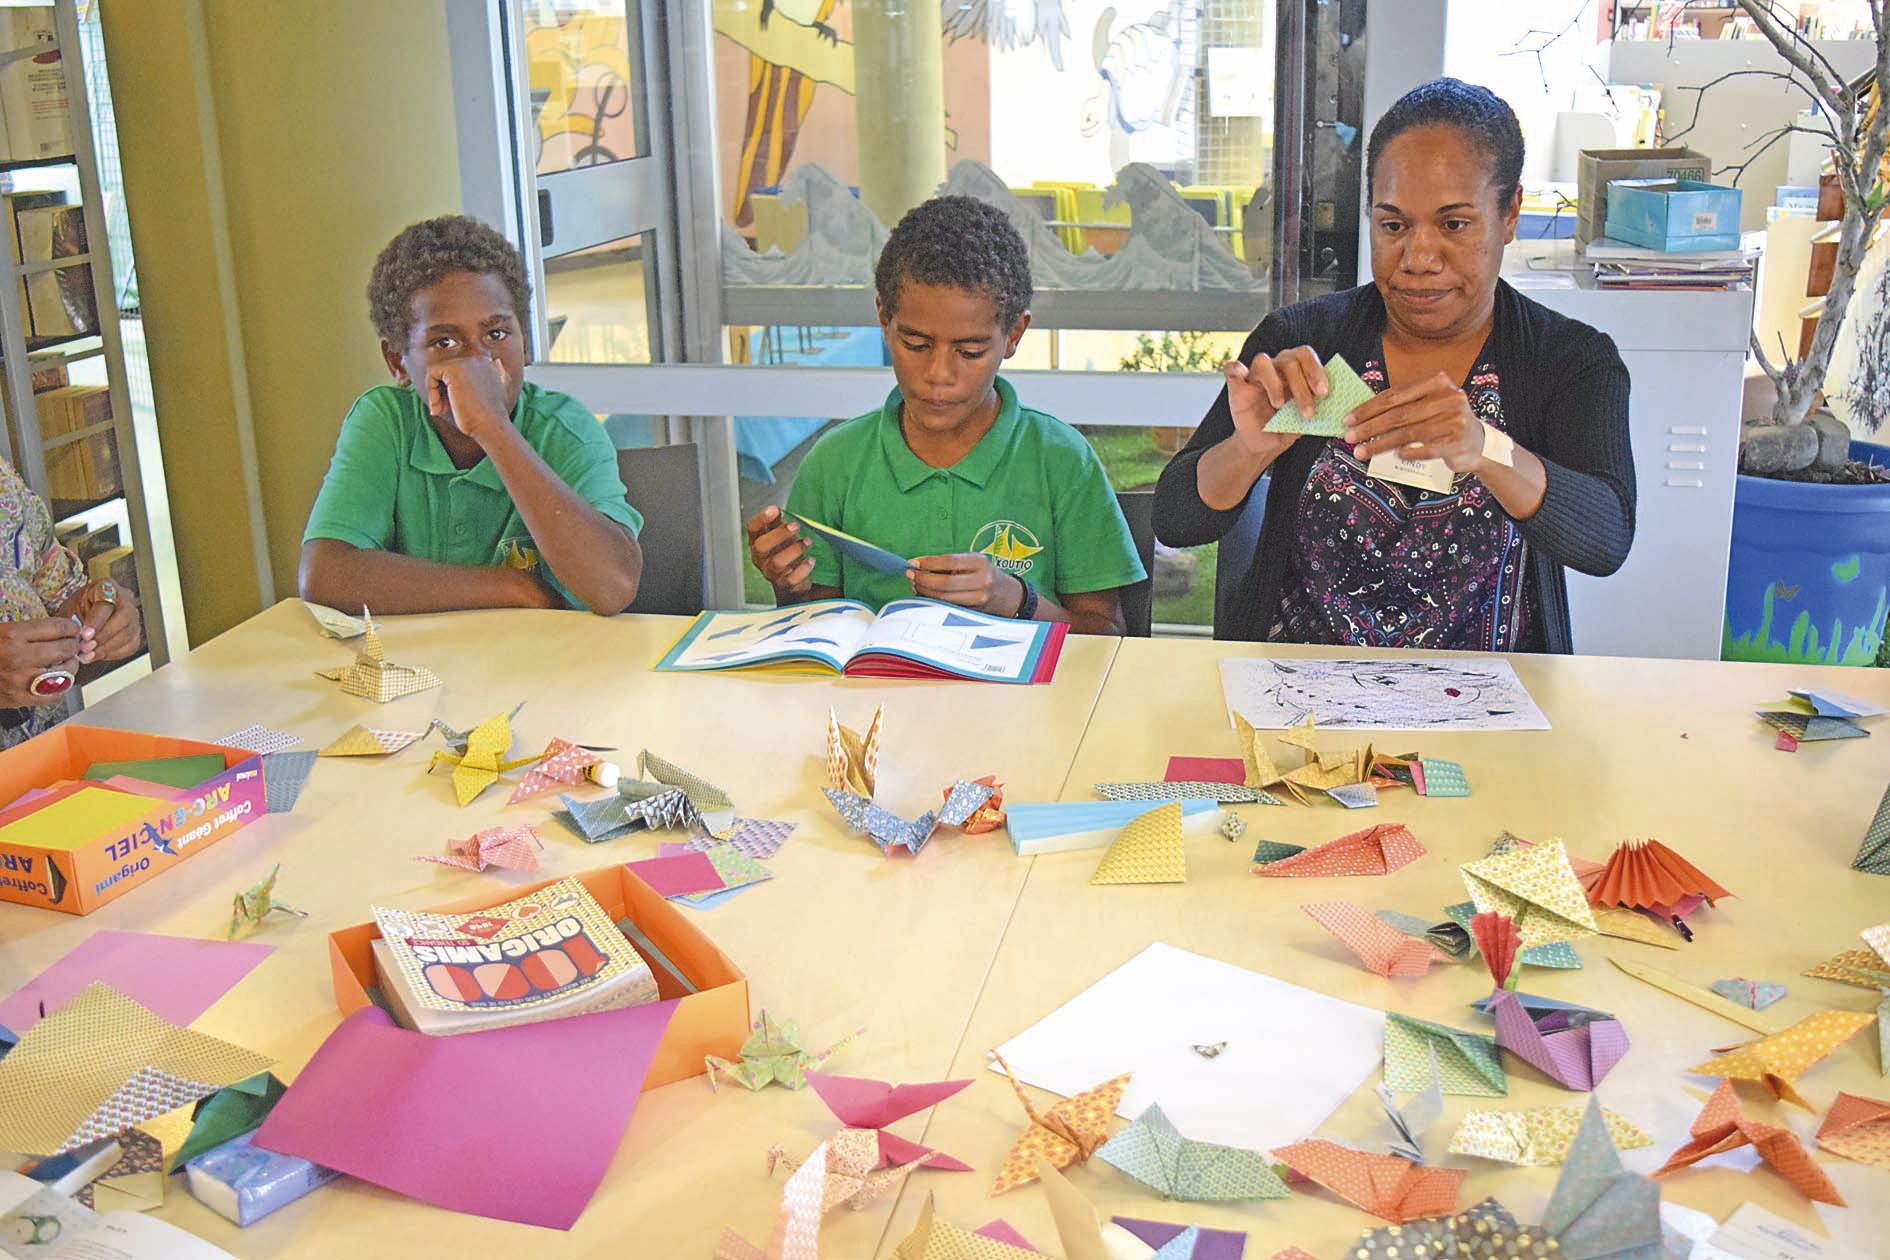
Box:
[320, 724, 422, 757]
[1446, 1104, 1653, 1166]
[1303, 902, 1449, 977]
[988, 1051, 1130, 1195]
[1655, 1079, 1844, 1204]
[313, 613, 440, 702]
[1095, 1102, 1290, 1201]
[1688, 1008, 1875, 1109]
[1091, 802, 1186, 885]
[804, 1072, 972, 1173]
[1271, 1139, 1465, 1224]
[1251, 823, 1424, 877]
[706, 1011, 859, 1093]
[427, 710, 543, 806]
[1460, 836, 1597, 948]
[827, 705, 883, 797]
[1815, 1092, 1890, 1170]
[505, 738, 606, 804]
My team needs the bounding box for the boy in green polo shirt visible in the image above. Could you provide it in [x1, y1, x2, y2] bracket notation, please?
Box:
[299, 215, 643, 615]
[744, 196, 1144, 634]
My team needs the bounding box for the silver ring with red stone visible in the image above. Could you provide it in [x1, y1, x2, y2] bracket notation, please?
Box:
[29, 668, 73, 698]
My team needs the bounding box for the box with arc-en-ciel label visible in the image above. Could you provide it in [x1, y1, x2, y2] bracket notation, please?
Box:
[0, 724, 264, 915]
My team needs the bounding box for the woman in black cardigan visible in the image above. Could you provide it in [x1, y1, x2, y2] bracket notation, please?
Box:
[1154, 79, 1634, 654]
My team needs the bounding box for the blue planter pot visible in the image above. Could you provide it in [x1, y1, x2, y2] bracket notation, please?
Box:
[1724, 439, 1890, 666]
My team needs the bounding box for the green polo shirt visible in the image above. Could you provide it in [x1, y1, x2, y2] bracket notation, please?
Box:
[303, 380, 641, 610]
[784, 377, 1145, 611]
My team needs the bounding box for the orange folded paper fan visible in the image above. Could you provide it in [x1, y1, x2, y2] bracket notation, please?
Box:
[1587, 839, 1731, 912]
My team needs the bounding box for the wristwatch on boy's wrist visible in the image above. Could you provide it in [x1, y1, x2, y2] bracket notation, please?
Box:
[1011, 573, 1040, 620]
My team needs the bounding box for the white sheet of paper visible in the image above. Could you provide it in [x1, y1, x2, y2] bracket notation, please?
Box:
[1694, 1201, 1870, 1260]
[1220, 656, 1552, 731]
[989, 942, 1385, 1149]
[1367, 450, 1454, 492]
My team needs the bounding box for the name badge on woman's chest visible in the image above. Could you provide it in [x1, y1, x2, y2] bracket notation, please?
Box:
[1367, 450, 1454, 493]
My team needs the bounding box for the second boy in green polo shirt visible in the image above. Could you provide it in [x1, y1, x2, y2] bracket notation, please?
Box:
[746, 197, 1144, 634]
[300, 215, 643, 615]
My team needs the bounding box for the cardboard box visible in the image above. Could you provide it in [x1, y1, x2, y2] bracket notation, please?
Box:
[1606, 178, 1744, 252]
[0, 726, 265, 915]
[1576, 146, 1711, 245]
[328, 864, 749, 1090]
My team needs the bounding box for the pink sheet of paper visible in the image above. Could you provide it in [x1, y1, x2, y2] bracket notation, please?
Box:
[253, 1001, 677, 1230]
[624, 852, 726, 898]
[1164, 756, 1246, 785]
[0, 929, 274, 1032]
[99, 775, 193, 801]
[805, 1072, 972, 1129]
[975, 1220, 1039, 1251]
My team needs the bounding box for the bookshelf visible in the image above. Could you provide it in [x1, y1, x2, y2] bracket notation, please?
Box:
[0, 1, 168, 687]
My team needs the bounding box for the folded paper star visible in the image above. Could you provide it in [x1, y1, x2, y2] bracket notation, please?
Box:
[1815, 1092, 1890, 1169]
[1376, 1045, 1443, 1162]
[1384, 1013, 1507, 1097]
[227, 864, 306, 940]
[1303, 902, 1449, 977]
[1474, 912, 1628, 1091]
[1092, 802, 1186, 885]
[1096, 781, 1282, 804]
[989, 1051, 1130, 1195]
[1537, 1096, 1664, 1260]
[1251, 823, 1424, 877]
[506, 738, 606, 803]
[1690, 1007, 1876, 1109]
[706, 1011, 859, 1093]
[1373, 909, 1473, 960]
[427, 710, 543, 806]
[1585, 838, 1731, 931]
[714, 1135, 828, 1260]
[804, 1072, 972, 1173]
[1271, 1140, 1465, 1224]
[825, 787, 940, 855]
[313, 613, 440, 702]
[1710, 978, 1787, 1011]
[1856, 781, 1890, 874]
[1095, 1102, 1289, 1201]
[1446, 1104, 1652, 1166]
[320, 724, 422, 757]
[1655, 1079, 1844, 1204]
[1459, 836, 1597, 949]
[826, 705, 883, 797]
[414, 824, 543, 874]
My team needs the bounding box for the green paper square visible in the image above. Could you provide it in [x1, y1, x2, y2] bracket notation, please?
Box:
[1262, 353, 1375, 437]
[1385, 1013, 1507, 1097]
[1420, 758, 1470, 797]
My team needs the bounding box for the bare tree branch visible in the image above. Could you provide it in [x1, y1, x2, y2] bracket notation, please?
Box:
[1718, 122, 1849, 189]
[1662, 68, 1833, 151]
[1734, 0, 1851, 116]
[1497, 0, 1592, 95]
[1749, 329, 1787, 393]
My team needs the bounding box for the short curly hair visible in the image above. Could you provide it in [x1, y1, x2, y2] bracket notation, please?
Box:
[1367, 78, 1525, 213]
[875, 196, 1032, 330]
[367, 214, 532, 346]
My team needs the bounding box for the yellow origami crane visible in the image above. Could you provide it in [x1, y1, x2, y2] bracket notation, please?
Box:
[1238, 712, 1373, 803]
[826, 705, 882, 797]
[314, 612, 441, 703]
[1460, 836, 1598, 949]
[1690, 1009, 1877, 1110]
[988, 1052, 1130, 1195]
[427, 710, 544, 807]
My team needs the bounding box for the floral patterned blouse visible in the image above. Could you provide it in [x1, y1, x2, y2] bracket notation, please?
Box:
[0, 456, 88, 746]
[1271, 356, 1538, 652]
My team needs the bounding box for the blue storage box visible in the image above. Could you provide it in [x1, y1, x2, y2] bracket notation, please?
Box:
[1605, 178, 1742, 251]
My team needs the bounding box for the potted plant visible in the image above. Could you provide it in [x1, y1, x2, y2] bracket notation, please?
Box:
[1724, 0, 1890, 665]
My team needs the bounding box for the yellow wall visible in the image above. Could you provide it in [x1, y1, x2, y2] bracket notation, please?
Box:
[103, 0, 461, 642]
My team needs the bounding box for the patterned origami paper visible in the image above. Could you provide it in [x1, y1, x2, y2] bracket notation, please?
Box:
[889, 1193, 1039, 1260]
[804, 1072, 972, 1172]
[427, 710, 543, 807]
[1302, 902, 1449, 977]
[1384, 1013, 1507, 1097]
[1815, 1091, 1890, 1169]
[1654, 1079, 1844, 1204]
[1688, 1008, 1876, 1109]
[770, 1126, 924, 1214]
[672, 843, 775, 906]
[1374, 909, 1473, 961]
[1375, 1045, 1442, 1162]
[1096, 781, 1282, 805]
[414, 823, 543, 874]
[1446, 1104, 1653, 1166]
[1271, 1139, 1465, 1224]
[1251, 838, 1306, 864]
[1609, 958, 1788, 1036]
[949, 775, 1007, 833]
[988, 1051, 1130, 1194]
[715, 1136, 828, 1260]
[505, 738, 605, 804]
[1347, 1198, 1540, 1260]
[707, 1012, 860, 1093]
[683, 817, 797, 860]
[941, 779, 1001, 829]
[1459, 836, 1597, 949]
[1112, 1217, 1248, 1260]
[74, 1125, 166, 1212]
[1251, 823, 1424, 877]
[1416, 757, 1469, 797]
[638, 750, 734, 817]
[314, 613, 441, 702]
[1788, 688, 1888, 719]
[1263, 352, 1374, 436]
[319, 724, 422, 757]
[1035, 1157, 1222, 1260]
[1856, 780, 1890, 874]
[1091, 802, 1186, 885]
[1475, 912, 1629, 1091]
[624, 787, 702, 832]
[1444, 900, 1581, 970]
[1586, 838, 1732, 930]
[826, 705, 882, 797]
[0, 983, 272, 1157]
[261, 750, 318, 814]
[215, 724, 302, 755]
[1589, 905, 1683, 950]
[556, 793, 638, 843]
[1756, 709, 1868, 741]
[1326, 783, 1378, 809]
[227, 865, 307, 940]
[1711, 978, 1787, 1011]
[825, 787, 940, 855]
[303, 600, 368, 639]
[1802, 926, 1890, 1074]
[1538, 1097, 1664, 1260]
[1095, 1102, 1290, 1201]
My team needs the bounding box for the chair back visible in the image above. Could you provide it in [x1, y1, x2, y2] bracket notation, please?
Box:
[615, 443, 705, 617]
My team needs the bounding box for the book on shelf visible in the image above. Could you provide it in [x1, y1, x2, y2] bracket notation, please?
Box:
[370, 876, 661, 1036]
[10, 193, 94, 342]
[34, 383, 108, 441]
[0, 8, 72, 164]
[84, 543, 135, 600]
[45, 429, 119, 510]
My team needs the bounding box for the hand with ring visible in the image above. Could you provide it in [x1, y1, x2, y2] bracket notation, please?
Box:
[57, 578, 141, 667]
[0, 615, 83, 707]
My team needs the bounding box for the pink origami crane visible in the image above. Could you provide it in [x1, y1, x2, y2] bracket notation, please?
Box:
[1473, 912, 1629, 1091]
[1301, 902, 1450, 977]
[804, 1072, 972, 1172]
[506, 738, 607, 804]
[414, 824, 544, 874]
[716, 1137, 828, 1260]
